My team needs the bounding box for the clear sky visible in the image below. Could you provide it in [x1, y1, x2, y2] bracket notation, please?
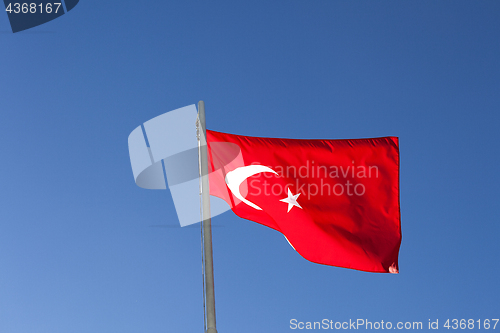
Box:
[1, 1, 499, 332]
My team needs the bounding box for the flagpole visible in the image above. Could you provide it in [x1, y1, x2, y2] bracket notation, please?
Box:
[198, 101, 218, 333]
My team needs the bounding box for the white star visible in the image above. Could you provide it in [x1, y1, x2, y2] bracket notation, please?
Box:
[279, 189, 302, 213]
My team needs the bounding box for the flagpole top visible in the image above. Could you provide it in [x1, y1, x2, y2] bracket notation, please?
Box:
[198, 101, 206, 132]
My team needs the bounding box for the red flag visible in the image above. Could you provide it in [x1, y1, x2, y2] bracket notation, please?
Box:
[207, 130, 401, 273]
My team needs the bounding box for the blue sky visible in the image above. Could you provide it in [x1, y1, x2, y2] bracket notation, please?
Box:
[1, 1, 499, 332]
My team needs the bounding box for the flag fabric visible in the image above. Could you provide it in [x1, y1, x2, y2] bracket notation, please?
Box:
[206, 130, 401, 273]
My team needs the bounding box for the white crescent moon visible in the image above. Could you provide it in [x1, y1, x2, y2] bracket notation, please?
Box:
[225, 165, 278, 210]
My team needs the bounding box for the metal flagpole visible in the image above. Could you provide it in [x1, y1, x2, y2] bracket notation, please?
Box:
[198, 101, 218, 333]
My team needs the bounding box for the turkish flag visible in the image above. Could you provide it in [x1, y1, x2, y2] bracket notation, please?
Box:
[206, 130, 401, 273]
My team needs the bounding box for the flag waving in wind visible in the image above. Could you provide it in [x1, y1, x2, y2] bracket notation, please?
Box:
[128, 105, 402, 274]
[128, 103, 401, 333]
[206, 130, 401, 273]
